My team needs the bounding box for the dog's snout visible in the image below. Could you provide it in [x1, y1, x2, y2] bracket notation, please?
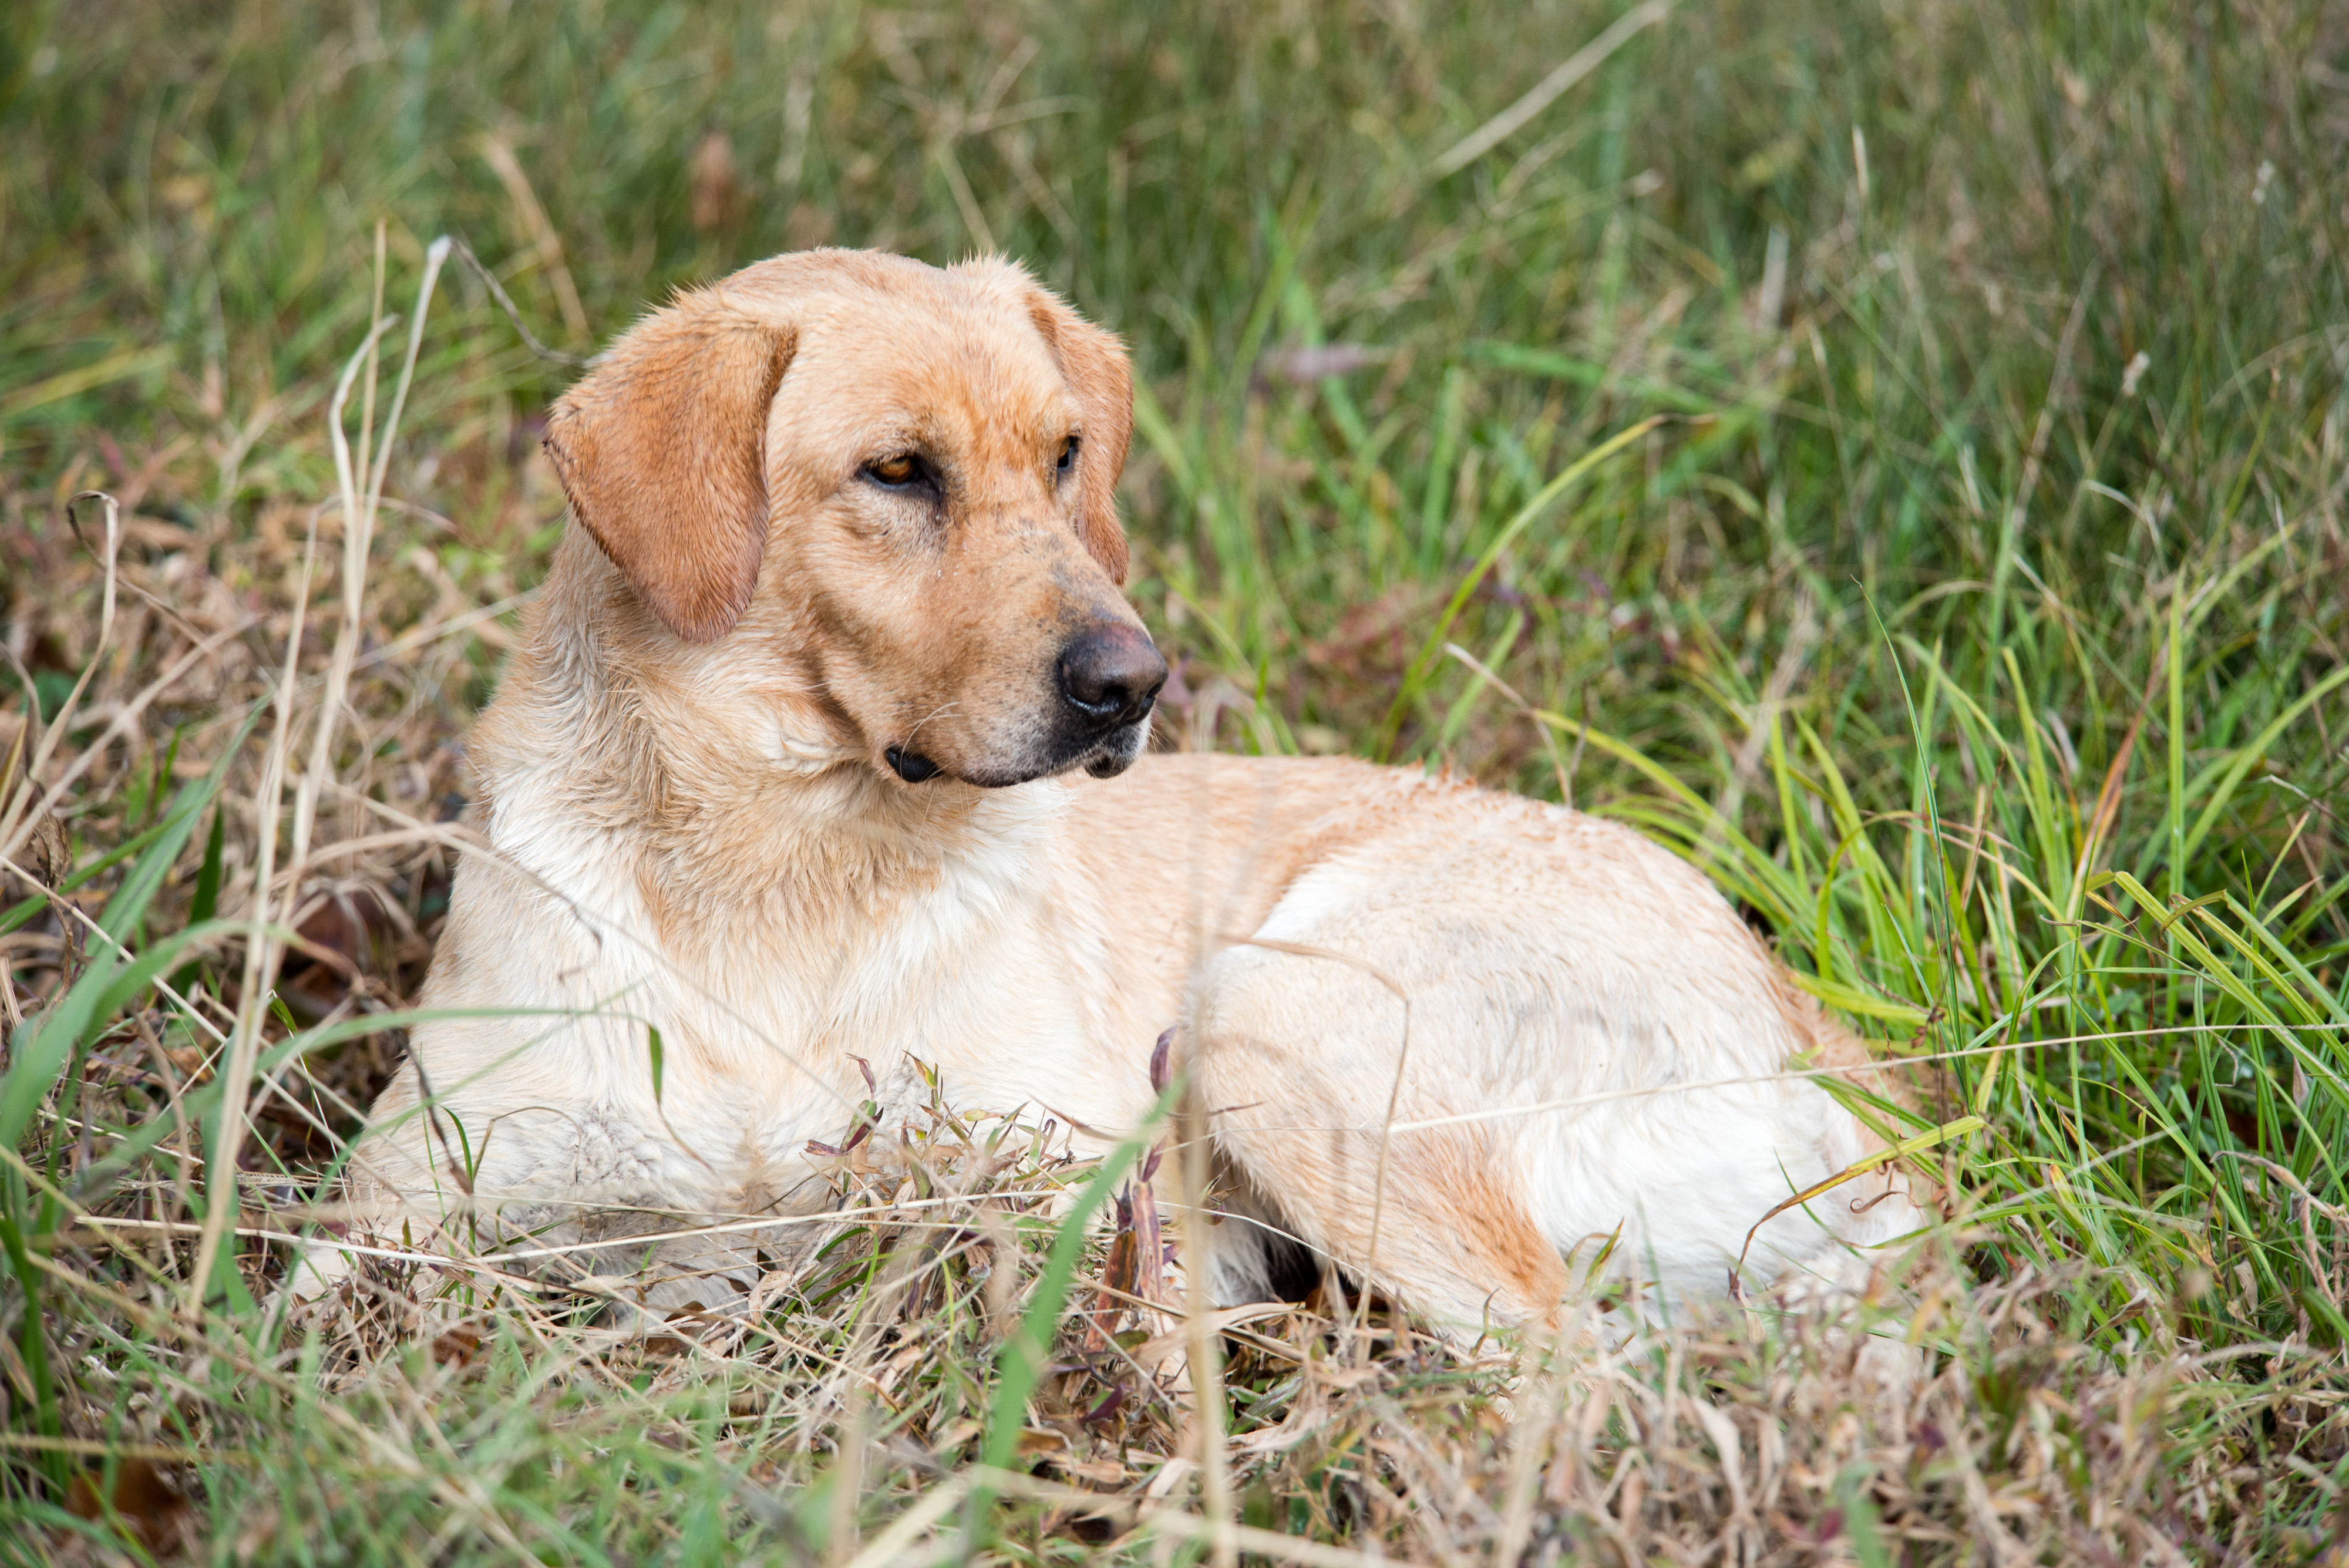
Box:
[1058, 624, 1168, 729]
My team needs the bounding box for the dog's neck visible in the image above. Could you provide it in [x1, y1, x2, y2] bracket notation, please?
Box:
[469, 548, 1061, 933]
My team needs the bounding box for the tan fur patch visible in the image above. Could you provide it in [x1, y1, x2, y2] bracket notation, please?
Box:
[1012, 278, 1133, 581]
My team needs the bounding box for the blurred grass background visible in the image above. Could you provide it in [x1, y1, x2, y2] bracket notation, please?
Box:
[2, 0, 2347, 1560]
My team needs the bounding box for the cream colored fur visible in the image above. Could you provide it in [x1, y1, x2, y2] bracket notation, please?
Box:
[305, 249, 1925, 1335]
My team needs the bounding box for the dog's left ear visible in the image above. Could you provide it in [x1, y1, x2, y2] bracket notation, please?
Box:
[1021, 282, 1133, 584]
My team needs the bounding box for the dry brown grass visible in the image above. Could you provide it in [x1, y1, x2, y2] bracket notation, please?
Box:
[5, 0, 2348, 1559]
[3, 341, 2338, 1565]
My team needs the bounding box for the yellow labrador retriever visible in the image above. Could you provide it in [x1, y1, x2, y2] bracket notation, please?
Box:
[317, 249, 1921, 1332]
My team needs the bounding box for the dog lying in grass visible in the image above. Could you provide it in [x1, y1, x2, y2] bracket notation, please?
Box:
[299, 248, 1923, 1334]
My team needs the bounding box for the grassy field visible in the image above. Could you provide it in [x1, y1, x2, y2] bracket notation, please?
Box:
[2, 0, 2346, 1560]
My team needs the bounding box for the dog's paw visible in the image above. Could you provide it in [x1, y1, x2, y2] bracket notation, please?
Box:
[277, 1236, 362, 1305]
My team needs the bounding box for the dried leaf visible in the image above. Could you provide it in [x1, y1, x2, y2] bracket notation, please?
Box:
[65, 1458, 192, 1554]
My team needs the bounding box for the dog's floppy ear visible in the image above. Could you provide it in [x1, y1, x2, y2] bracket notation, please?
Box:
[543, 295, 795, 642]
[1021, 282, 1134, 584]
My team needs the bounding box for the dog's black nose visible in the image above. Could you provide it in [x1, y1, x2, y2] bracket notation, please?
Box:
[1058, 624, 1168, 730]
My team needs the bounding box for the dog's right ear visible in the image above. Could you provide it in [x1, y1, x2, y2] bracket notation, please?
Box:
[543, 297, 795, 643]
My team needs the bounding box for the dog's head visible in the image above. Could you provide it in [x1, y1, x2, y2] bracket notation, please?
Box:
[542, 249, 1166, 788]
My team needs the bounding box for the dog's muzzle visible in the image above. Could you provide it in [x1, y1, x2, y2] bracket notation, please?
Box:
[886, 622, 1167, 788]
[1059, 622, 1164, 780]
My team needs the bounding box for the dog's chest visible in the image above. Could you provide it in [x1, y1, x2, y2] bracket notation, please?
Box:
[487, 825, 1157, 1193]
[412, 772, 1176, 1231]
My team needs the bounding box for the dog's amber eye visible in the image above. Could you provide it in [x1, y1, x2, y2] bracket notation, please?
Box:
[866, 453, 923, 487]
[1056, 438, 1079, 476]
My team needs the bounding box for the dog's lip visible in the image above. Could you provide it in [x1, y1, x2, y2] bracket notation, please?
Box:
[919, 721, 1144, 790]
[884, 745, 943, 783]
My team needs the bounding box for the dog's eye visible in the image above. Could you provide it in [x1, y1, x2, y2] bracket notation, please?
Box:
[864, 453, 925, 488]
[1056, 438, 1079, 477]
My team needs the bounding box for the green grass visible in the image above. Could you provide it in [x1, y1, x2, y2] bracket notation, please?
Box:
[2, 0, 2347, 1560]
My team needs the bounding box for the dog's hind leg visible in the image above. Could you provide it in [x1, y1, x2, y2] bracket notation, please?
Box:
[1183, 939, 1569, 1336]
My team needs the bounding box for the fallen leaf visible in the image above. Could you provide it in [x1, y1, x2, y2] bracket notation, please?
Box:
[692, 131, 742, 233]
[66, 1458, 192, 1554]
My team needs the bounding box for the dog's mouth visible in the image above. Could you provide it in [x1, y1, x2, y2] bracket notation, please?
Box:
[884, 711, 1152, 789]
[1076, 718, 1150, 779]
[884, 746, 944, 783]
